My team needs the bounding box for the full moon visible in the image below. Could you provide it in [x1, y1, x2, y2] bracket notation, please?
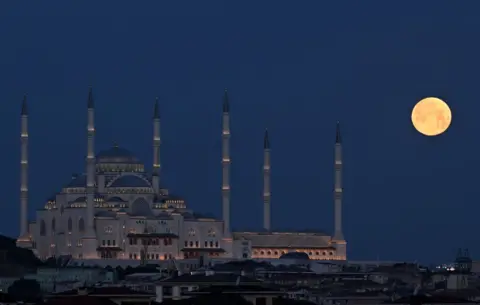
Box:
[411, 97, 452, 136]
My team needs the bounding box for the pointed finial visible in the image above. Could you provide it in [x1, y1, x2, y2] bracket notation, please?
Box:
[21, 95, 28, 116]
[153, 97, 160, 119]
[335, 121, 341, 144]
[223, 88, 229, 113]
[264, 129, 270, 149]
[87, 87, 94, 109]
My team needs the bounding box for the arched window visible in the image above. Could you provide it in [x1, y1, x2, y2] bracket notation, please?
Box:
[78, 218, 85, 232]
[67, 217, 73, 232]
[40, 220, 46, 236]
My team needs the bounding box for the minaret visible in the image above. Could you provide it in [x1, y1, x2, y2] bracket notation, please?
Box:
[222, 89, 231, 234]
[19, 96, 29, 242]
[332, 122, 346, 259]
[83, 87, 98, 258]
[333, 121, 344, 240]
[263, 129, 271, 231]
[152, 97, 161, 194]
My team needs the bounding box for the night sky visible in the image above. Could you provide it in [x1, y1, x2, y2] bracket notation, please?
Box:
[1, 1, 478, 264]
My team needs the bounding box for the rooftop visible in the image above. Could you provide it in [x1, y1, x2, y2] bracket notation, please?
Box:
[159, 273, 262, 285]
[50, 286, 154, 297]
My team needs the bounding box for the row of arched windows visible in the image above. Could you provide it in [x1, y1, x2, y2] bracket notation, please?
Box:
[39, 217, 85, 236]
[184, 240, 219, 248]
[252, 250, 335, 256]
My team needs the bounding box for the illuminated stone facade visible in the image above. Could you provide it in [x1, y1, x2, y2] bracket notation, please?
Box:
[233, 231, 346, 261]
[16, 89, 347, 262]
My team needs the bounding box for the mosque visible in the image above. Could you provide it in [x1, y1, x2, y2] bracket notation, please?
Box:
[15, 89, 347, 264]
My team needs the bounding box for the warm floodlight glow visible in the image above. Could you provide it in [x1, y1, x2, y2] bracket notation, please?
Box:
[411, 97, 451, 136]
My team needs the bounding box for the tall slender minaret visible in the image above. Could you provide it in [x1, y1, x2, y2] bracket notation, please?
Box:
[152, 97, 161, 194]
[83, 88, 98, 258]
[222, 89, 231, 234]
[19, 96, 29, 240]
[263, 129, 271, 231]
[333, 121, 344, 241]
[332, 121, 346, 259]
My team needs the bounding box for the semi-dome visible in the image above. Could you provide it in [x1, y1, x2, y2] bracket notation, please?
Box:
[109, 175, 151, 188]
[131, 198, 154, 217]
[96, 145, 140, 164]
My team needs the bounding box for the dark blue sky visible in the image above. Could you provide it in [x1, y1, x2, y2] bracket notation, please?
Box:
[1, 1, 478, 263]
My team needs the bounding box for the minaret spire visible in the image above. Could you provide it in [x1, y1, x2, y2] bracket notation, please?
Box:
[18, 95, 29, 245]
[223, 88, 229, 113]
[152, 97, 161, 194]
[83, 87, 98, 258]
[222, 89, 231, 234]
[87, 87, 94, 109]
[332, 121, 346, 259]
[21, 95, 28, 116]
[263, 129, 271, 231]
[336, 121, 341, 144]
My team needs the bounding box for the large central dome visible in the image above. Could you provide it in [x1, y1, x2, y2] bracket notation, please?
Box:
[96, 144, 140, 164]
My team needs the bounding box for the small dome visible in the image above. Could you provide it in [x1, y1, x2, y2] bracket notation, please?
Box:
[109, 175, 151, 188]
[96, 145, 140, 164]
[156, 212, 172, 220]
[71, 196, 86, 203]
[181, 212, 195, 219]
[106, 196, 127, 203]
